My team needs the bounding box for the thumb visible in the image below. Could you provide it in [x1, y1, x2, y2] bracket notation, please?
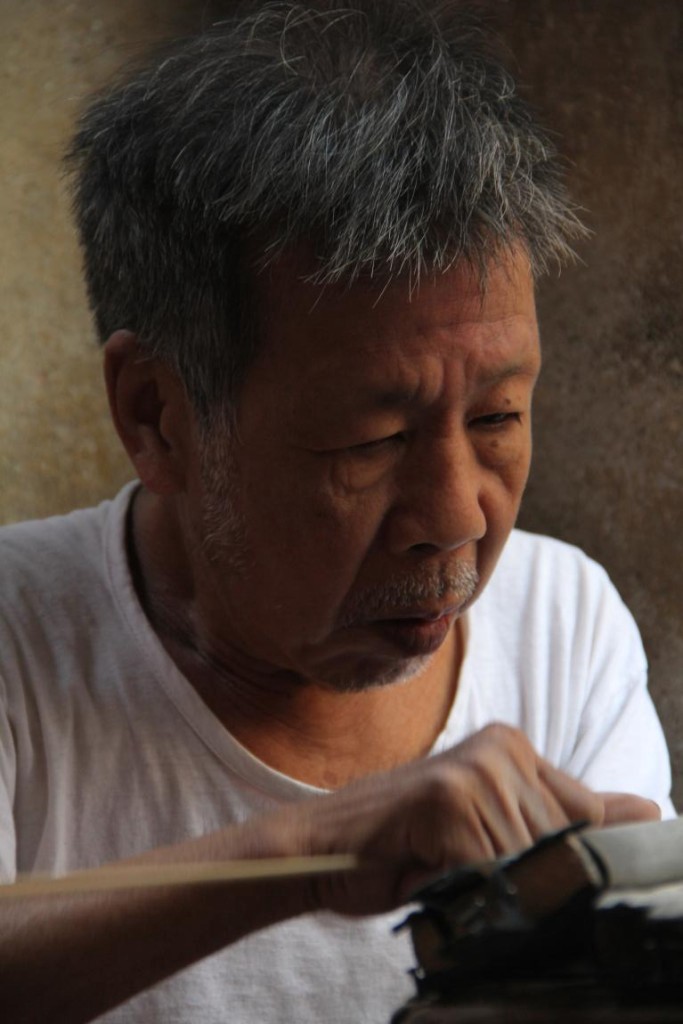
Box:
[599, 792, 662, 825]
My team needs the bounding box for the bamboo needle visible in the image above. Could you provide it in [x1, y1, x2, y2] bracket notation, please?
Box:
[0, 854, 360, 900]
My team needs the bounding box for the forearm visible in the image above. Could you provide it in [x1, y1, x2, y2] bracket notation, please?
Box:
[0, 818, 314, 1024]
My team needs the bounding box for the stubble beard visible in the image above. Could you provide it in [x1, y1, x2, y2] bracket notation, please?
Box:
[197, 428, 250, 574]
[323, 561, 479, 693]
[317, 653, 434, 693]
[338, 561, 480, 628]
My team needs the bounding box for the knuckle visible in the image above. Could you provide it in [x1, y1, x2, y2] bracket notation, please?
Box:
[479, 721, 528, 752]
[419, 764, 469, 818]
[488, 724, 538, 773]
[468, 723, 530, 770]
[473, 756, 508, 796]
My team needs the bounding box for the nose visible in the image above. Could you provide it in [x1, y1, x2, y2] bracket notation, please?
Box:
[385, 433, 487, 556]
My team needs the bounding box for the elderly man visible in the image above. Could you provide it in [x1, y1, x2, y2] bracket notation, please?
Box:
[0, 2, 672, 1022]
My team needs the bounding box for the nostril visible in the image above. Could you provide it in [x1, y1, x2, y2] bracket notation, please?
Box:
[409, 542, 442, 556]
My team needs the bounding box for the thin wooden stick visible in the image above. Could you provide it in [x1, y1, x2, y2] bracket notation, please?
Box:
[0, 854, 360, 900]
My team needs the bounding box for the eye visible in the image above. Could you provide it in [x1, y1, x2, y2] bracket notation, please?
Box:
[346, 432, 406, 456]
[471, 412, 522, 429]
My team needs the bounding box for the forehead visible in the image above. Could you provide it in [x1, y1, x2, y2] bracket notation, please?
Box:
[243, 249, 539, 407]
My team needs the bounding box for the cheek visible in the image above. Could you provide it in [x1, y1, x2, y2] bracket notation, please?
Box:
[473, 417, 531, 515]
[252, 451, 390, 548]
[490, 451, 531, 526]
[481, 422, 533, 494]
[476, 451, 530, 580]
[504, 445, 533, 498]
[242, 468, 391, 614]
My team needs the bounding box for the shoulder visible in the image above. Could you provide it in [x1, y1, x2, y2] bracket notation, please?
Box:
[495, 527, 610, 587]
[475, 528, 643, 677]
[487, 528, 622, 622]
[0, 483, 137, 627]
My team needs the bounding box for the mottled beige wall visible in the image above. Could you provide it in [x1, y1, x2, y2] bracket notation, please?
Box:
[0, 0, 206, 519]
[1, 2, 682, 800]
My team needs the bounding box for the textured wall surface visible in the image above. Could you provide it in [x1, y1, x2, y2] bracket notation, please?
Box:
[499, 1, 683, 805]
[0, 1, 208, 519]
[1, 2, 681, 800]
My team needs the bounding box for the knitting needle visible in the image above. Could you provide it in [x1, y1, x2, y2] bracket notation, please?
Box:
[0, 853, 360, 900]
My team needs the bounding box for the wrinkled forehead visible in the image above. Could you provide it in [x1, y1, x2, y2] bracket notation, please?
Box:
[232, 244, 540, 427]
[249, 242, 537, 357]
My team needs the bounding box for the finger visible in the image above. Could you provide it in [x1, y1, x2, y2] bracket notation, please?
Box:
[600, 792, 662, 825]
[519, 783, 571, 841]
[398, 821, 497, 904]
[451, 765, 538, 858]
[478, 804, 534, 858]
[536, 760, 605, 827]
[435, 738, 541, 855]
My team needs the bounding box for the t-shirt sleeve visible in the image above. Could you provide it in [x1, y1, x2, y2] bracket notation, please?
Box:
[561, 560, 674, 819]
[0, 671, 17, 880]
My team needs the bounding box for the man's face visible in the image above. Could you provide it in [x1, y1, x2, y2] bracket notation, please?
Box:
[188, 251, 540, 691]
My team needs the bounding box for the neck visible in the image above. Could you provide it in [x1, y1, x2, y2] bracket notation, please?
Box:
[128, 487, 463, 788]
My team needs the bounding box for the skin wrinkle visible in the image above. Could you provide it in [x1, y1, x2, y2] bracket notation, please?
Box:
[128, 252, 539, 756]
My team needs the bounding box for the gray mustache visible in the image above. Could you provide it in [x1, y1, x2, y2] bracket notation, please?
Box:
[340, 562, 479, 627]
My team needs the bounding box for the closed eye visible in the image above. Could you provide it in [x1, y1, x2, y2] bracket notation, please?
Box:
[347, 432, 406, 455]
[471, 412, 522, 429]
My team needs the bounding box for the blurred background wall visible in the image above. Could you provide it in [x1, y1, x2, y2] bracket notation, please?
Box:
[1, 0, 681, 801]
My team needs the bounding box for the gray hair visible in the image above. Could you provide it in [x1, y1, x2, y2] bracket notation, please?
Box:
[67, 0, 584, 422]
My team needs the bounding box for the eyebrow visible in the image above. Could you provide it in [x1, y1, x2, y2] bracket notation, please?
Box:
[474, 361, 540, 388]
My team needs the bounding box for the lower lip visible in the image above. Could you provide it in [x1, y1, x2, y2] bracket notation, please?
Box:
[370, 613, 454, 657]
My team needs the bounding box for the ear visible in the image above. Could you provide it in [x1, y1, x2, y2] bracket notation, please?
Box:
[103, 330, 193, 495]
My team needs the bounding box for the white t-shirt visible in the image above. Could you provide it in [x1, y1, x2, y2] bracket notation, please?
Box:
[0, 482, 673, 1023]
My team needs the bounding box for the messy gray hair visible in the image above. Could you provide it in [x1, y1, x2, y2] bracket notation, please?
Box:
[67, 0, 584, 422]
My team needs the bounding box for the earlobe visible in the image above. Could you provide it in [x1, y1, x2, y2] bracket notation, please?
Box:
[103, 330, 189, 495]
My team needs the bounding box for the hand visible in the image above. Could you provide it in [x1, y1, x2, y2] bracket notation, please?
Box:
[282, 723, 658, 915]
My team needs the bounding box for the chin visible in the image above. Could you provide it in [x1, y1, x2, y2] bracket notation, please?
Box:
[317, 653, 432, 694]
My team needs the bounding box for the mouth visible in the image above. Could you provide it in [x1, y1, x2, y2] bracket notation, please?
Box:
[366, 606, 459, 657]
